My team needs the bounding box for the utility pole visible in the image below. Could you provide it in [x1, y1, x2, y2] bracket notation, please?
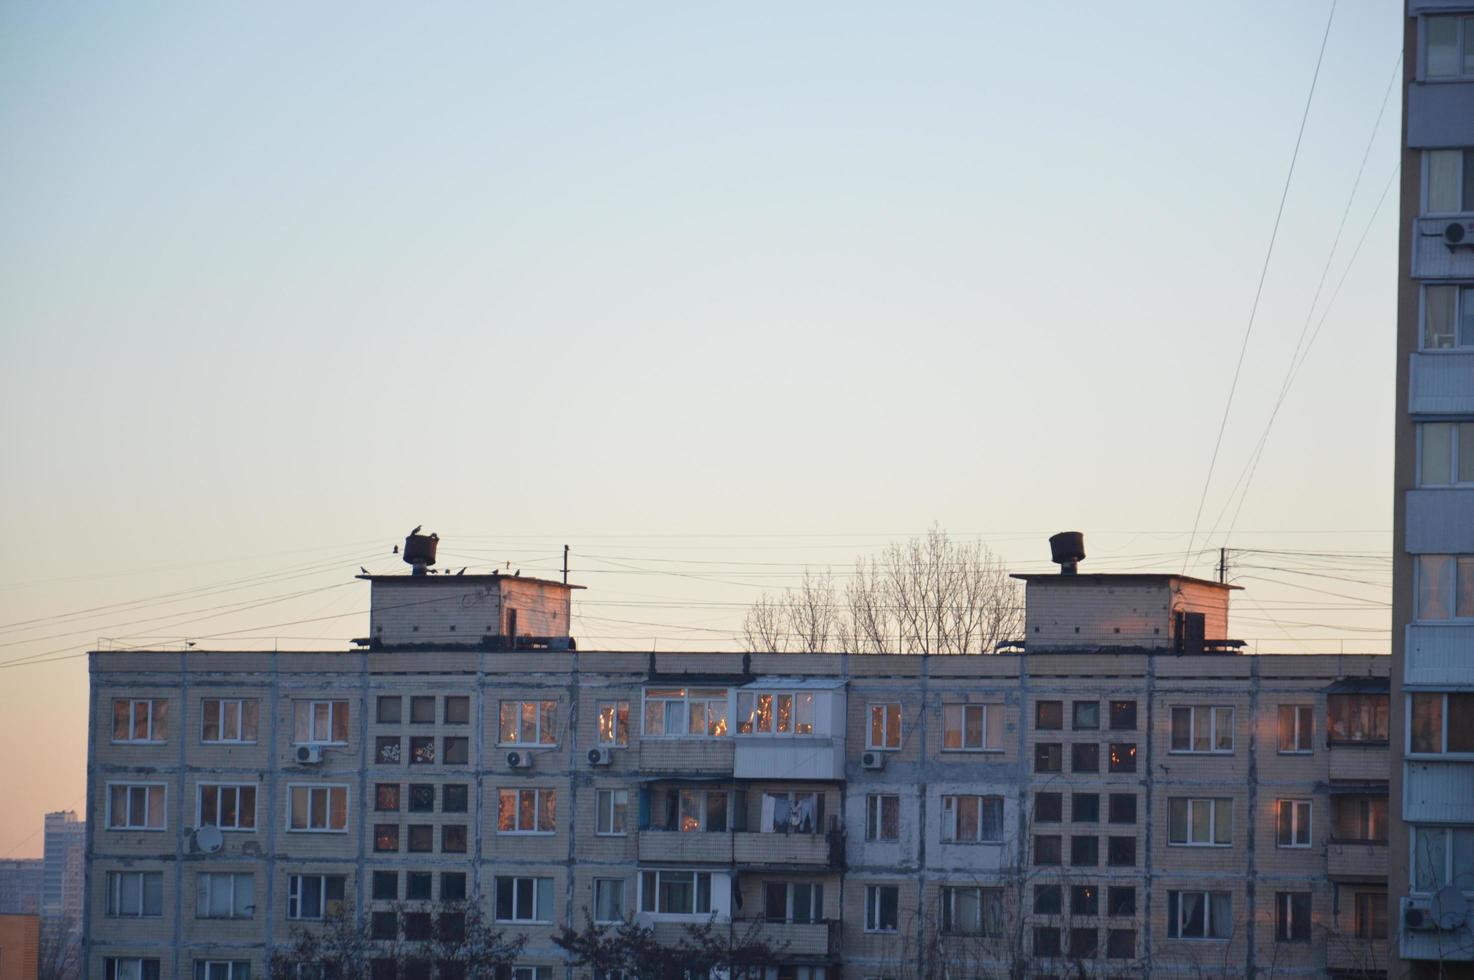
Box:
[1217, 547, 1227, 584]
[563, 544, 569, 585]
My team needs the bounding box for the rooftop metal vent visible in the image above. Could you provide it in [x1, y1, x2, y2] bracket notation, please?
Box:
[1048, 531, 1086, 575]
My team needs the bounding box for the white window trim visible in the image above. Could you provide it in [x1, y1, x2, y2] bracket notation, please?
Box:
[1168, 798, 1232, 848]
[1406, 691, 1474, 758]
[1276, 799, 1313, 849]
[941, 794, 1004, 844]
[1419, 284, 1474, 353]
[593, 877, 626, 923]
[640, 687, 730, 739]
[1275, 891, 1312, 942]
[494, 875, 556, 923]
[1422, 17, 1474, 83]
[941, 702, 1003, 752]
[638, 869, 716, 918]
[1169, 890, 1232, 941]
[199, 698, 258, 744]
[865, 794, 900, 842]
[112, 699, 167, 744]
[106, 870, 163, 918]
[285, 783, 349, 833]
[1423, 148, 1474, 212]
[291, 699, 349, 746]
[1169, 705, 1235, 755]
[864, 883, 900, 933]
[1410, 826, 1474, 895]
[735, 689, 816, 737]
[595, 788, 628, 837]
[940, 885, 1000, 936]
[498, 787, 556, 835]
[195, 872, 254, 920]
[866, 702, 903, 751]
[105, 782, 167, 831]
[193, 960, 251, 980]
[1277, 703, 1314, 755]
[596, 700, 630, 747]
[1416, 420, 1474, 487]
[498, 699, 561, 747]
[195, 783, 257, 831]
[286, 873, 345, 920]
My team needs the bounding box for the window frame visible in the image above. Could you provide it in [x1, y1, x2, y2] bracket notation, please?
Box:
[1423, 16, 1474, 82]
[1417, 419, 1474, 486]
[200, 698, 258, 744]
[498, 700, 560, 747]
[940, 794, 1004, 843]
[639, 869, 715, 918]
[286, 784, 350, 833]
[866, 701, 902, 750]
[1276, 704, 1314, 754]
[292, 699, 349, 746]
[1107, 742, 1137, 773]
[940, 885, 1002, 937]
[194, 871, 255, 920]
[596, 788, 629, 836]
[1414, 553, 1474, 621]
[1275, 891, 1313, 943]
[286, 873, 346, 921]
[641, 688, 729, 738]
[196, 783, 257, 831]
[1276, 799, 1312, 849]
[1327, 693, 1390, 744]
[497, 787, 557, 834]
[1420, 284, 1474, 352]
[1167, 797, 1232, 847]
[940, 702, 1002, 751]
[1409, 691, 1474, 755]
[594, 877, 626, 924]
[106, 782, 167, 831]
[1167, 890, 1233, 941]
[596, 700, 630, 746]
[865, 793, 900, 842]
[494, 875, 556, 923]
[192, 962, 251, 980]
[105, 959, 162, 980]
[112, 699, 168, 744]
[863, 884, 900, 933]
[106, 870, 163, 918]
[736, 689, 816, 736]
[1169, 705, 1235, 755]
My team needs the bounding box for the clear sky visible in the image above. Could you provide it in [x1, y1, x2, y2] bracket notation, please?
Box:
[0, 1, 1401, 856]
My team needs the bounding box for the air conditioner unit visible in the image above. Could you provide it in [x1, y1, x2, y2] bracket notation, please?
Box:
[507, 750, 533, 769]
[1446, 221, 1474, 252]
[1406, 906, 1435, 931]
[861, 751, 885, 770]
[588, 747, 613, 767]
[296, 745, 323, 765]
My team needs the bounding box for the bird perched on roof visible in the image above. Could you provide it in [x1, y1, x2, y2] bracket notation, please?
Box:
[456, 568, 466, 576]
[360, 566, 369, 575]
[410, 525, 422, 536]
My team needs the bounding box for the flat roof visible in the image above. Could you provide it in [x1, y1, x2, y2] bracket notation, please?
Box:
[1010, 572, 1240, 590]
[356, 573, 585, 590]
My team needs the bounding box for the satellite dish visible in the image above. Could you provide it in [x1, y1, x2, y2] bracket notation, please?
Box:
[1432, 885, 1470, 931]
[194, 825, 224, 854]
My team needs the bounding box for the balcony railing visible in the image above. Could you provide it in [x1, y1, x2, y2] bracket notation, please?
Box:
[734, 830, 841, 869]
[1327, 840, 1388, 880]
[638, 829, 734, 864]
[639, 739, 734, 775]
[733, 919, 841, 958]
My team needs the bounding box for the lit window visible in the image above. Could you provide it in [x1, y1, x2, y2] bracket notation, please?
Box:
[195, 872, 254, 919]
[642, 688, 728, 737]
[196, 784, 256, 831]
[498, 700, 559, 745]
[942, 703, 1003, 750]
[1108, 742, 1137, 772]
[112, 699, 168, 743]
[597, 701, 629, 745]
[1167, 890, 1232, 940]
[736, 690, 815, 735]
[286, 874, 345, 920]
[287, 785, 349, 832]
[1410, 692, 1474, 753]
[940, 886, 1002, 936]
[1276, 704, 1313, 753]
[106, 871, 163, 917]
[107, 783, 166, 830]
[941, 795, 1004, 843]
[596, 789, 628, 836]
[867, 702, 902, 750]
[292, 700, 349, 745]
[498, 787, 556, 834]
[1169, 706, 1234, 754]
[864, 884, 899, 932]
[1168, 798, 1232, 847]
[866, 794, 900, 841]
[1274, 891, 1311, 942]
[200, 699, 258, 743]
[1276, 800, 1312, 848]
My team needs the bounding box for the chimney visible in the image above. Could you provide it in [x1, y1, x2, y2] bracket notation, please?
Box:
[1048, 531, 1086, 575]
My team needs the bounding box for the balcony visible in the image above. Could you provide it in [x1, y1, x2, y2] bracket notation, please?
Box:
[733, 831, 839, 869]
[1328, 743, 1390, 782]
[1327, 840, 1388, 881]
[1404, 761, 1474, 823]
[1401, 896, 1474, 963]
[638, 830, 733, 864]
[733, 919, 841, 958]
[734, 737, 845, 781]
[1326, 938, 1389, 974]
[639, 738, 734, 775]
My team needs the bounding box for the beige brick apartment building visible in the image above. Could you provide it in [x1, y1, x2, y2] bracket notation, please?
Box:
[85, 550, 1392, 979]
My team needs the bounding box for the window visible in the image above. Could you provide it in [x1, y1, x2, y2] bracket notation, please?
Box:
[1168, 798, 1232, 846]
[406, 872, 432, 900]
[1421, 421, 1474, 487]
[1108, 743, 1136, 772]
[442, 872, 467, 901]
[941, 886, 1002, 936]
[445, 695, 470, 723]
[1428, 148, 1474, 212]
[643, 688, 729, 737]
[1071, 884, 1097, 916]
[1411, 692, 1474, 753]
[1327, 693, 1389, 743]
[1424, 287, 1474, 350]
[597, 701, 630, 745]
[373, 871, 398, 901]
[942, 703, 1003, 750]
[864, 884, 899, 932]
[1073, 793, 1100, 823]
[736, 690, 815, 735]
[1073, 701, 1100, 730]
[764, 880, 824, 924]
[287, 874, 345, 920]
[372, 911, 397, 939]
[1071, 835, 1099, 867]
[375, 736, 402, 766]
[498, 788, 556, 833]
[112, 699, 168, 743]
[1071, 743, 1099, 773]
[105, 960, 161, 980]
[374, 824, 399, 852]
[1107, 836, 1136, 867]
[866, 794, 900, 841]
[288, 785, 349, 832]
[408, 784, 434, 812]
[1035, 700, 1063, 730]
[594, 878, 626, 923]
[1068, 928, 1098, 959]
[1426, 17, 1474, 79]
[941, 795, 1003, 842]
[1416, 554, 1474, 620]
[1332, 795, 1388, 843]
[1034, 792, 1063, 823]
[1034, 743, 1062, 773]
[403, 911, 432, 940]
[107, 871, 163, 917]
[1034, 926, 1061, 957]
[499, 700, 559, 745]
[293, 700, 349, 744]
[407, 824, 433, 852]
[1108, 794, 1136, 824]
[508, 970, 552, 980]
[196, 872, 254, 919]
[442, 736, 468, 765]
[1034, 834, 1062, 865]
[684, 788, 731, 832]
[374, 783, 400, 812]
[410, 736, 435, 764]
[107, 783, 166, 830]
[1033, 885, 1061, 915]
[1170, 706, 1234, 753]
[377, 696, 401, 723]
[1275, 892, 1311, 942]
[444, 784, 468, 812]
[1414, 826, 1474, 891]
[1167, 891, 1232, 939]
[408, 696, 436, 724]
[201, 698, 258, 743]
[1276, 800, 1311, 848]
[197, 784, 256, 831]
[495, 876, 555, 922]
[1109, 700, 1136, 730]
[1108, 886, 1135, 917]
[596, 789, 629, 835]
[640, 870, 714, 916]
[193, 963, 250, 980]
[1355, 892, 1388, 940]
[868, 702, 902, 750]
[1106, 929, 1135, 959]
[1277, 704, 1313, 753]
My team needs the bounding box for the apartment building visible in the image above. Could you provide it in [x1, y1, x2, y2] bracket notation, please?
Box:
[85, 545, 1390, 979]
[0, 861, 42, 916]
[42, 811, 84, 931]
[1393, 2, 1474, 976]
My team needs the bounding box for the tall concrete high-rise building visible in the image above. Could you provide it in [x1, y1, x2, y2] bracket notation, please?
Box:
[1391, 2, 1474, 975]
[42, 811, 84, 930]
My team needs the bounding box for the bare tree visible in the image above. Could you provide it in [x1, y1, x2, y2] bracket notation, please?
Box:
[745, 526, 1024, 655]
[554, 916, 786, 979]
[37, 915, 81, 980]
